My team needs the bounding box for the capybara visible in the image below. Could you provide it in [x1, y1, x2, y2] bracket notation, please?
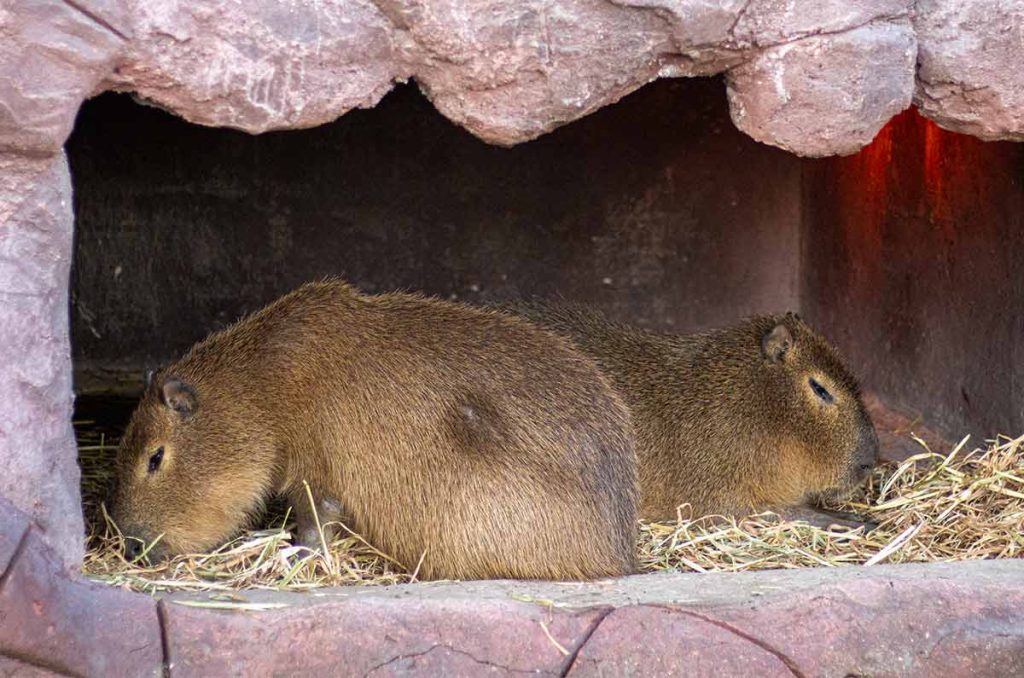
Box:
[110, 280, 638, 581]
[508, 302, 879, 520]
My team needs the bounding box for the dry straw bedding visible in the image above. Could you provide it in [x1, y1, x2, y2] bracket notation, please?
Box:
[77, 421, 1023, 594]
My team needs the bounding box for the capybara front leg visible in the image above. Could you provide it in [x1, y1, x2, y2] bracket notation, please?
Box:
[289, 487, 346, 550]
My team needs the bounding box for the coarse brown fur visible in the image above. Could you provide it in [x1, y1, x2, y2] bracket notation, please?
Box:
[110, 280, 639, 581]
[507, 301, 879, 521]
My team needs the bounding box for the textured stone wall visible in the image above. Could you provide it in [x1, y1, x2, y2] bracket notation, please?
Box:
[104, 0, 917, 156]
[914, 0, 1024, 142]
[2, 0, 1022, 159]
[0, 154, 82, 569]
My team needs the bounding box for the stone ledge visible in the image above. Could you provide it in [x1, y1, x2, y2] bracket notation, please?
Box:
[0, 0, 919, 157]
[161, 595, 608, 675]
[0, 497, 30, 581]
[0, 654, 65, 677]
[0, 527, 163, 677]
[569, 563, 1024, 676]
[1, 494, 1022, 677]
[162, 560, 1024, 677]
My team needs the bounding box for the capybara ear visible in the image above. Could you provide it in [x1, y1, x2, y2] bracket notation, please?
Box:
[161, 378, 198, 416]
[761, 323, 793, 363]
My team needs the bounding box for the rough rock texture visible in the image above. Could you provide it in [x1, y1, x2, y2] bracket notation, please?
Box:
[727, 21, 917, 156]
[163, 595, 606, 675]
[0, 527, 163, 677]
[396, 0, 674, 147]
[1, 0, 928, 157]
[0, 656, 62, 678]
[568, 606, 796, 675]
[570, 568, 1024, 675]
[106, 0, 918, 154]
[0, 153, 81, 571]
[914, 0, 1024, 141]
[0, 0, 127, 155]
[107, 0, 398, 134]
[165, 560, 1024, 676]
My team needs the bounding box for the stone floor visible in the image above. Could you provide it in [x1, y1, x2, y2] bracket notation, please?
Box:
[1, 495, 1022, 677]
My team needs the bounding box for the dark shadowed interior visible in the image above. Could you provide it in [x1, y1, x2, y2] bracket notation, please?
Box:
[66, 76, 1022, 440]
[803, 110, 1023, 438]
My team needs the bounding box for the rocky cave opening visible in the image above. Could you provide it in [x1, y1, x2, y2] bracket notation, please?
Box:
[62, 73, 1023, 592]
[4, 1, 1024, 671]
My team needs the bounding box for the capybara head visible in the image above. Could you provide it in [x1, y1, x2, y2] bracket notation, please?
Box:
[747, 313, 879, 504]
[109, 373, 274, 561]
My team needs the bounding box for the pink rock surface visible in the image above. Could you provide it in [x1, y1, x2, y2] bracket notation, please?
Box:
[0, 655, 61, 677]
[0, 524, 1022, 678]
[704, 572, 1024, 675]
[0, 529, 163, 677]
[0, 496, 30, 578]
[106, 0, 919, 154]
[162, 595, 606, 675]
[914, 0, 1024, 141]
[567, 605, 794, 676]
[0, 0, 126, 155]
[571, 567, 1024, 676]
[394, 0, 676, 146]
[2, 0, 1021, 160]
[0, 0, 929, 157]
[107, 0, 399, 134]
[0, 153, 81, 571]
[727, 21, 917, 157]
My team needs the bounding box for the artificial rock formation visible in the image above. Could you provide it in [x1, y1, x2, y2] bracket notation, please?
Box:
[914, 0, 1024, 141]
[101, 0, 920, 156]
[1, 0, 1022, 158]
[0, 154, 82, 569]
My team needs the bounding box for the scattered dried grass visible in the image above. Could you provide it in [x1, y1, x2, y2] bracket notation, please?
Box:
[77, 418, 1023, 593]
[640, 434, 1024, 572]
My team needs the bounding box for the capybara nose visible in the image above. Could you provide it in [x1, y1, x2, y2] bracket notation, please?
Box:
[854, 422, 879, 482]
[123, 537, 145, 561]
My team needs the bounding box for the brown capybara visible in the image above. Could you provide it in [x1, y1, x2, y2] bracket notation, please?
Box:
[508, 302, 879, 520]
[110, 280, 638, 581]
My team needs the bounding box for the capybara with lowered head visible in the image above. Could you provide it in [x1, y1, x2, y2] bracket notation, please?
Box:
[110, 280, 639, 581]
[508, 302, 879, 520]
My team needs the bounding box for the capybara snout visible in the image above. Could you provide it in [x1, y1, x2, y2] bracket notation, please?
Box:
[111, 375, 274, 561]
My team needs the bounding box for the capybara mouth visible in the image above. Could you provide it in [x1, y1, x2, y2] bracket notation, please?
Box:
[120, 531, 174, 564]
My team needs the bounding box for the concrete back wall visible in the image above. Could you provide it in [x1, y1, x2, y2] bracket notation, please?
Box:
[67, 77, 802, 385]
[802, 110, 1024, 438]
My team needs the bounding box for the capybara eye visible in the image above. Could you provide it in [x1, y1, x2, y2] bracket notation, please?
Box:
[809, 378, 834, 404]
[147, 447, 164, 474]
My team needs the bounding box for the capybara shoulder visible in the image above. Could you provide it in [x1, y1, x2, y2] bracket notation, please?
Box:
[111, 280, 638, 580]
[509, 301, 878, 520]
